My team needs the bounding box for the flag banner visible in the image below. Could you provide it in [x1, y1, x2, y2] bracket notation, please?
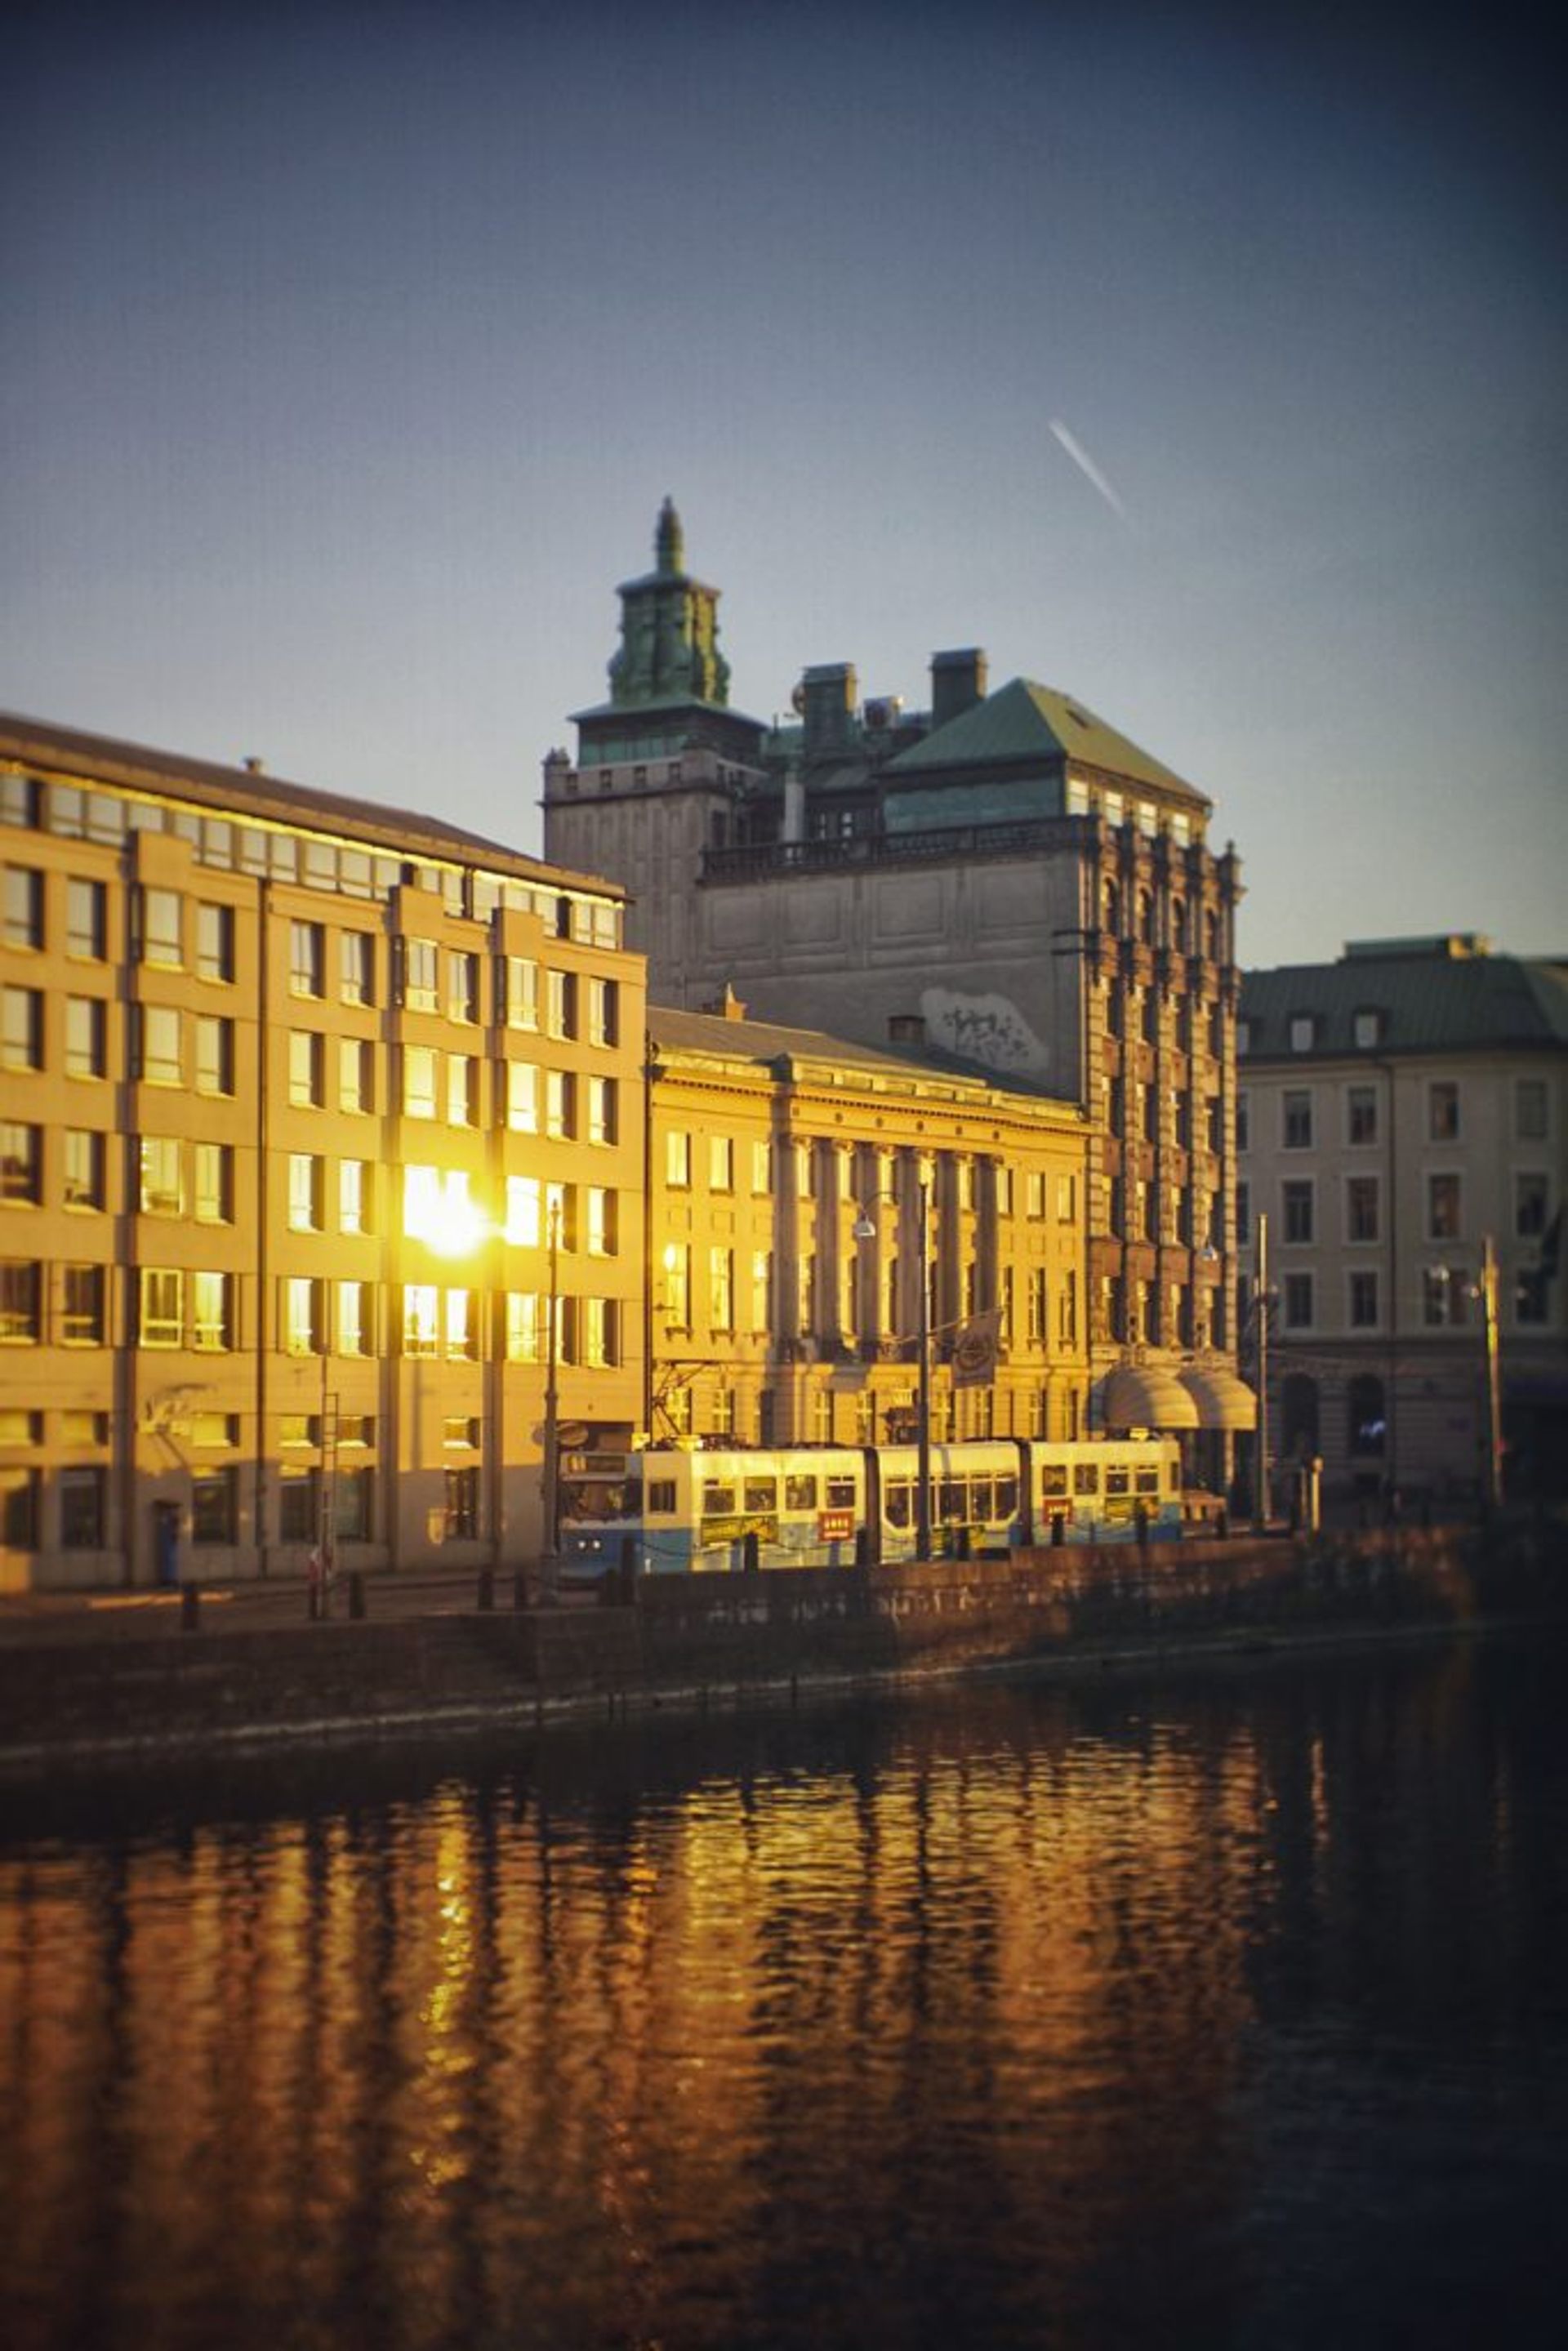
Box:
[951, 1307, 1002, 1390]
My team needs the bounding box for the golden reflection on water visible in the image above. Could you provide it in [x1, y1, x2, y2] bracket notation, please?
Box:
[1, 1644, 1562, 2351]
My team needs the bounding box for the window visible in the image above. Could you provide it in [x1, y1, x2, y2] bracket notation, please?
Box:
[340, 1160, 371, 1234]
[139, 1135, 184, 1217]
[1353, 1009, 1382, 1049]
[333, 1036, 372, 1115]
[1, 775, 41, 828]
[1, 1122, 41, 1205]
[747, 1138, 770, 1196]
[505, 1061, 539, 1133]
[1289, 1015, 1316, 1053]
[444, 1467, 479, 1540]
[1026, 1171, 1046, 1220]
[140, 888, 182, 967]
[191, 1271, 234, 1352]
[337, 1280, 371, 1357]
[1056, 1173, 1076, 1223]
[751, 1249, 772, 1333]
[546, 969, 575, 1039]
[710, 1247, 734, 1332]
[582, 1297, 617, 1367]
[1058, 1271, 1078, 1346]
[506, 1292, 543, 1362]
[65, 995, 107, 1079]
[2, 986, 43, 1071]
[340, 930, 376, 1006]
[60, 1467, 105, 1549]
[289, 1030, 326, 1108]
[279, 1470, 319, 1546]
[506, 1174, 541, 1248]
[191, 1469, 237, 1546]
[1282, 1271, 1314, 1330]
[666, 1131, 690, 1187]
[290, 920, 325, 997]
[287, 1153, 325, 1231]
[1347, 1174, 1379, 1243]
[586, 977, 618, 1047]
[1515, 1173, 1548, 1240]
[583, 1077, 615, 1147]
[585, 1187, 616, 1257]
[60, 1269, 105, 1344]
[1348, 1374, 1386, 1458]
[0, 1260, 42, 1343]
[1236, 1181, 1250, 1245]
[709, 1134, 733, 1192]
[67, 879, 107, 960]
[2, 866, 43, 948]
[1427, 1173, 1462, 1242]
[138, 1267, 183, 1347]
[545, 1070, 575, 1138]
[1027, 1267, 1047, 1343]
[662, 1243, 690, 1331]
[445, 1289, 475, 1360]
[1428, 1081, 1460, 1142]
[448, 951, 480, 1025]
[1348, 1270, 1379, 1329]
[402, 1045, 437, 1119]
[1423, 1267, 1466, 1327]
[64, 1129, 106, 1210]
[501, 955, 538, 1030]
[446, 1054, 477, 1126]
[0, 1467, 40, 1549]
[135, 1005, 181, 1085]
[1347, 1084, 1379, 1147]
[1516, 1079, 1548, 1141]
[194, 1142, 234, 1224]
[195, 1015, 234, 1097]
[284, 1277, 324, 1356]
[1282, 1089, 1313, 1149]
[402, 938, 439, 1010]
[403, 1285, 439, 1357]
[196, 902, 234, 982]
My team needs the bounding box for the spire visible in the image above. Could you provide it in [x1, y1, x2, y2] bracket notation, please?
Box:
[655, 496, 684, 577]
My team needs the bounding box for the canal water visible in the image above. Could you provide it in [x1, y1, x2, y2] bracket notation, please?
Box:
[2, 1636, 1566, 2351]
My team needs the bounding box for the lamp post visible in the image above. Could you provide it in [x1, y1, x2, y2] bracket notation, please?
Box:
[540, 1195, 562, 1600]
[854, 1174, 933, 1561]
[1253, 1209, 1272, 1529]
[1434, 1240, 1504, 1512]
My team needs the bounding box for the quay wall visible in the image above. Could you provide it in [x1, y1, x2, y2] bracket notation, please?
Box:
[1, 1522, 1561, 1779]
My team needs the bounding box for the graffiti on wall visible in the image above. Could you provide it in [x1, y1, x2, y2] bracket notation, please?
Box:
[920, 987, 1052, 1077]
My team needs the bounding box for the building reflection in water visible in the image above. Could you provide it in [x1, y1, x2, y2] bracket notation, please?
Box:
[2, 1639, 1564, 2351]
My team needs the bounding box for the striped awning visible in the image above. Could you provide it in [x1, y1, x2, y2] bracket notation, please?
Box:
[1099, 1365, 1200, 1432]
[1178, 1365, 1258, 1432]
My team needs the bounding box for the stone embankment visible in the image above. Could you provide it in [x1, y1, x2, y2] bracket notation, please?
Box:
[1, 1520, 1561, 1781]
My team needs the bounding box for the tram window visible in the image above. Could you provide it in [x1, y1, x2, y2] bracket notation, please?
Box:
[886, 1483, 911, 1529]
[996, 1476, 1018, 1516]
[1106, 1467, 1130, 1497]
[1073, 1464, 1099, 1496]
[939, 1478, 966, 1521]
[1041, 1464, 1069, 1498]
[744, 1478, 777, 1513]
[1135, 1467, 1160, 1496]
[786, 1473, 818, 1510]
[971, 1478, 994, 1520]
[647, 1481, 677, 1514]
[825, 1476, 857, 1511]
[702, 1482, 736, 1516]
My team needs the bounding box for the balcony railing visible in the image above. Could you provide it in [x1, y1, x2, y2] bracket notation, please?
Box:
[702, 815, 1095, 884]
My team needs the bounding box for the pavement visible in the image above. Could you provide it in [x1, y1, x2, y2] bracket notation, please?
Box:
[0, 1564, 586, 1645]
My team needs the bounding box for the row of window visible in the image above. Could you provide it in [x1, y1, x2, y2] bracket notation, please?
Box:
[0, 773, 621, 943]
[1236, 1171, 1555, 1249]
[1107, 1179, 1224, 1250]
[0, 1262, 626, 1362]
[1094, 1279, 1226, 1352]
[1103, 985, 1229, 1052]
[0, 1462, 394, 1553]
[1241, 1076, 1552, 1153]
[1250, 1266, 1553, 1334]
[1099, 875, 1223, 955]
[664, 1133, 1079, 1222]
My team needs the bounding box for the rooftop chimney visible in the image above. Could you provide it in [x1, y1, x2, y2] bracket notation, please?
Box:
[930, 648, 987, 732]
[798, 663, 858, 762]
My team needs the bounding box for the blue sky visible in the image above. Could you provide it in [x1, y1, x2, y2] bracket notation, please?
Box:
[5, 1, 1563, 968]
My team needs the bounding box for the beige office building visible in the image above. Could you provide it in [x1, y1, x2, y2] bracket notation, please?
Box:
[2, 715, 645, 1593]
[645, 997, 1090, 1451]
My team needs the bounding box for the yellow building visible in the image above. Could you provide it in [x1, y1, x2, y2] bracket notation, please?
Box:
[646, 997, 1090, 1450]
[1, 715, 645, 1592]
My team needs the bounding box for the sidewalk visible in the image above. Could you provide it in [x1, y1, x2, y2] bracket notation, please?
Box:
[0, 1562, 567, 1647]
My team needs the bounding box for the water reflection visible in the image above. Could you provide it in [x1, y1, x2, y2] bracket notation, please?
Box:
[2, 1641, 1566, 2350]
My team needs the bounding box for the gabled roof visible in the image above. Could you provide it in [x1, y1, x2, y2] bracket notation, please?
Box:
[884, 678, 1206, 808]
[1241, 946, 1568, 1061]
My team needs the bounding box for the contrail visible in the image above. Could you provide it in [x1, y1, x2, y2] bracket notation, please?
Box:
[1049, 418, 1129, 522]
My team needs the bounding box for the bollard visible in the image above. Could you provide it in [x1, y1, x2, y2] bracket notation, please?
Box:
[956, 1524, 971, 1562]
[1216, 1504, 1229, 1542]
[742, 1529, 760, 1575]
[180, 1581, 200, 1632]
[1134, 1503, 1149, 1553]
[853, 1525, 871, 1570]
[477, 1566, 495, 1612]
[1050, 1512, 1065, 1548]
[349, 1570, 366, 1620]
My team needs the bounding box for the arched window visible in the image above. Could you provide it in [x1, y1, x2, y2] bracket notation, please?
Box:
[1348, 1375, 1387, 1458]
[1103, 878, 1121, 934]
[1170, 897, 1187, 953]
[1138, 888, 1155, 945]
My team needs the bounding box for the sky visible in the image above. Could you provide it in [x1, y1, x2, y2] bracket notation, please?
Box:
[4, 0, 1564, 971]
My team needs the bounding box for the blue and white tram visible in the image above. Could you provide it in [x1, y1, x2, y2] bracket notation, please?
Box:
[556, 1436, 1183, 1583]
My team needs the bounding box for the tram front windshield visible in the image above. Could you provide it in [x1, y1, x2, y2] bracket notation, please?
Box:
[559, 1473, 642, 1526]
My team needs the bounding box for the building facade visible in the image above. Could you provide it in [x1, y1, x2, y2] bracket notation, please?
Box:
[645, 997, 1091, 1453]
[544, 505, 1253, 1474]
[1, 715, 646, 1592]
[1238, 937, 1568, 1504]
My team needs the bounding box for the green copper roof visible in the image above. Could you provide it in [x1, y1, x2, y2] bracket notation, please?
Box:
[1241, 945, 1568, 1059]
[884, 677, 1205, 807]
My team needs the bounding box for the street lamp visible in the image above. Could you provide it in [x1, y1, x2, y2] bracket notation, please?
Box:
[540, 1195, 563, 1598]
[854, 1177, 933, 1561]
[1252, 1209, 1273, 1529]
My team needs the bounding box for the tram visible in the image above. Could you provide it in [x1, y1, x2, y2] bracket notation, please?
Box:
[555, 1436, 1183, 1583]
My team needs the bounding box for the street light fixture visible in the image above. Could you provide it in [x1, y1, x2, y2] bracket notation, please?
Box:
[854, 1177, 933, 1561]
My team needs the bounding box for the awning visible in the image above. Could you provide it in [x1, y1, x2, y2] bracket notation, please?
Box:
[1099, 1366, 1200, 1432]
[1178, 1366, 1258, 1432]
